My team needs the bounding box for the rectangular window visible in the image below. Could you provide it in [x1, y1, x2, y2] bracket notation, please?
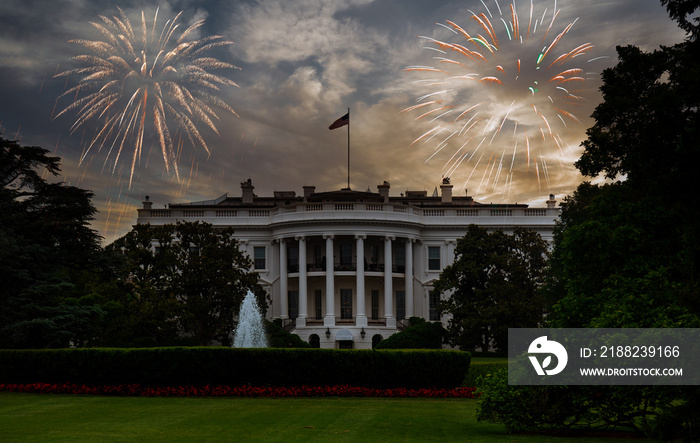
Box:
[371, 290, 379, 320]
[315, 290, 323, 320]
[369, 245, 379, 265]
[340, 243, 353, 268]
[428, 246, 441, 271]
[287, 243, 299, 273]
[313, 245, 323, 270]
[254, 246, 266, 269]
[395, 243, 405, 273]
[288, 290, 299, 320]
[396, 290, 405, 320]
[340, 289, 353, 320]
[429, 291, 440, 321]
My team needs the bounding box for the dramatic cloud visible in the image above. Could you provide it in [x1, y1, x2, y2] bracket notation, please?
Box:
[0, 0, 688, 242]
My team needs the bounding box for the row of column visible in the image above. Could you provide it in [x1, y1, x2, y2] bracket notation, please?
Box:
[278, 235, 414, 328]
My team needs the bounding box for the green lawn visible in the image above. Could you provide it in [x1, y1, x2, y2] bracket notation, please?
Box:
[0, 393, 646, 442]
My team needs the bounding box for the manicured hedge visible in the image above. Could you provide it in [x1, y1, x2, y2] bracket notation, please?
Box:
[0, 383, 478, 398]
[0, 348, 470, 389]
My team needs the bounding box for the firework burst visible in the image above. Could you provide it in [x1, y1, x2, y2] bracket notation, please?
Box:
[404, 0, 601, 198]
[54, 7, 239, 187]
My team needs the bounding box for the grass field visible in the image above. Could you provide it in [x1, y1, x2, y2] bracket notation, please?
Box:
[0, 393, 648, 442]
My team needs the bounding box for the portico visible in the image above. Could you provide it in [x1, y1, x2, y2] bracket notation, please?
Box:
[275, 233, 417, 330]
[136, 179, 559, 349]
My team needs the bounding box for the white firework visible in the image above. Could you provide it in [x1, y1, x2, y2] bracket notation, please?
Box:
[55, 7, 239, 187]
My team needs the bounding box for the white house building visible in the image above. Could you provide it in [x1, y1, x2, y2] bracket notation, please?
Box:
[136, 179, 558, 349]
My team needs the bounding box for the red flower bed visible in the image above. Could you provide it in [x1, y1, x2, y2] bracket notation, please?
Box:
[0, 383, 477, 398]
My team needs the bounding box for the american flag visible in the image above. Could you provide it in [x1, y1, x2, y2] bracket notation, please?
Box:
[328, 112, 349, 130]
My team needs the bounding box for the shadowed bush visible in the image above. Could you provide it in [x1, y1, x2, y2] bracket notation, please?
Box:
[265, 320, 310, 348]
[374, 318, 445, 349]
[461, 361, 507, 387]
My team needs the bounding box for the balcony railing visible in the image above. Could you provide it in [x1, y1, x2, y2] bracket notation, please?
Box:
[297, 318, 388, 327]
[286, 262, 405, 274]
[138, 202, 558, 223]
[490, 209, 513, 217]
[215, 210, 238, 217]
[150, 209, 171, 217]
[524, 208, 547, 216]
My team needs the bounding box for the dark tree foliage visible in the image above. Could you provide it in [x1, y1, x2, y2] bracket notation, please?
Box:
[661, 0, 700, 36]
[546, 182, 699, 328]
[108, 221, 267, 346]
[433, 225, 549, 352]
[486, 2, 700, 439]
[0, 136, 105, 348]
[548, 0, 700, 328]
[576, 43, 699, 200]
[0, 137, 61, 190]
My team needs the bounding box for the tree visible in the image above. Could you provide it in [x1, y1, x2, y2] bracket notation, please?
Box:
[433, 225, 549, 352]
[0, 136, 106, 348]
[100, 224, 182, 347]
[0, 137, 60, 191]
[109, 221, 266, 346]
[547, 0, 700, 328]
[661, 0, 700, 36]
[485, 2, 700, 439]
[546, 182, 699, 328]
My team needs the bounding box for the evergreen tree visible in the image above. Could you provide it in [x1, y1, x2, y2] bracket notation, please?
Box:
[0, 136, 105, 348]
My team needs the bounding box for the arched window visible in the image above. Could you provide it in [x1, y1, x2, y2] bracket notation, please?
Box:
[372, 334, 383, 349]
[309, 334, 320, 348]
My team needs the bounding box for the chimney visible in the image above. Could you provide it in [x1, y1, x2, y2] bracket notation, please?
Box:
[241, 179, 255, 204]
[546, 194, 557, 209]
[142, 195, 153, 210]
[377, 181, 390, 203]
[303, 185, 316, 201]
[440, 177, 453, 204]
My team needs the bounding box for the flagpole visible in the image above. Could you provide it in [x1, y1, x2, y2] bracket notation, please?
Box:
[329, 110, 351, 189]
[347, 107, 350, 189]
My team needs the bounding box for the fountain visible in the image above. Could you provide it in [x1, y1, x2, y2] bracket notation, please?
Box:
[233, 290, 268, 348]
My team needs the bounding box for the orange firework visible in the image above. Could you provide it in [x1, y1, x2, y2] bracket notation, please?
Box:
[404, 0, 602, 199]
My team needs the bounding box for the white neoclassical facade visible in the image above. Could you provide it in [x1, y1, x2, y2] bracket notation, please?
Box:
[136, 179, 558, 349]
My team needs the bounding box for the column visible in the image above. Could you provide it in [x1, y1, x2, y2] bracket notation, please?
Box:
[279, 239, 288, 320]
[355, 234, 367, 327]
[405, 238, 414, 318]
[384, 236, 396, 328]
[297, 236, 307, 327]
[324, 234, 335, 326]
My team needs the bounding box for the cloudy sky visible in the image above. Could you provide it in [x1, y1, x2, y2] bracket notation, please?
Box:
[0, 0, 688, 243]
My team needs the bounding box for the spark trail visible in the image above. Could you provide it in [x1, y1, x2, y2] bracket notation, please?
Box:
[404, 0, 601, 198]
[54, 7, 239, 187]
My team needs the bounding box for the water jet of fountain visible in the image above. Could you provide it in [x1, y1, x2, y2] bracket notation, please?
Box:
[232, 290, 268, 348]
